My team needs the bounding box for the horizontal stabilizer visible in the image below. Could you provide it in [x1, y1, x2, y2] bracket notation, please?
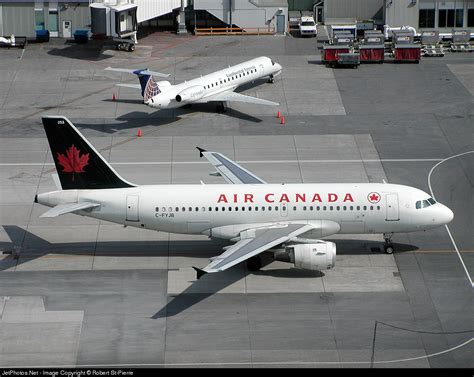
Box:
[193, 266, 207, 280]
[40, 202, 100, 218]
[115, 83, 141, 89]
[105, 66, 170, 78]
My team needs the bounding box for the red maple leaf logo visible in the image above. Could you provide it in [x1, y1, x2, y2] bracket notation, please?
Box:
[57, 145, 89, 182]
[368, 192, 380, 203]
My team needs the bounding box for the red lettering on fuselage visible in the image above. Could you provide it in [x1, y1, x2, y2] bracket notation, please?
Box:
[265, 193, 275, 203]
[343, 193, 354, 202]
[328, 193, 338, 202]
[217, 194, 228, 203]
[280, 193, 290, 203]
[244, 194, 254, 203]
[217, 192, 356, 203]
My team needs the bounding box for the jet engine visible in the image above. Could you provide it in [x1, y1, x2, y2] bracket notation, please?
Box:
[273, 241, 336, 271]
[175, 86, 205, 103]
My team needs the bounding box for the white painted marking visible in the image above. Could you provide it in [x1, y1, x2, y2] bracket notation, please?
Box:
[428, 150, 474, 288]
[4, 337, 472, 367]
[0, 158, 446, 167]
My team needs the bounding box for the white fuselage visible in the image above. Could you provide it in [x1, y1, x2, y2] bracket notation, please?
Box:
[37, 183, 453, 240]
[146, 56, 282, 109]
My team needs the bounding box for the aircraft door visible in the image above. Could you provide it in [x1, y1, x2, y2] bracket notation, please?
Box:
[259, 63, 265, 76]
[126, 195, 139, 222]
[385, 194, 399, 221]
[280, 203, 288, 217]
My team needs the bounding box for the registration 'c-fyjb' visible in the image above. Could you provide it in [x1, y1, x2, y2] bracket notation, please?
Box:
[36, 116, 454, 278]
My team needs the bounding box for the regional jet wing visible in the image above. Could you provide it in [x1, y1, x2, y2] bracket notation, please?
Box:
[205, 91, 279, 106]
[194, 223, 314, 278]
[197, 147, 266, 184]
[40, 202, 100, 218]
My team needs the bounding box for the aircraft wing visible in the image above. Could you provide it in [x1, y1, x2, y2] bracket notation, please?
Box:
[205, 91, 279, 106]
[194, 223, 314, 278]
[197, 147, 266, 184]
[40, 202, 100, 218]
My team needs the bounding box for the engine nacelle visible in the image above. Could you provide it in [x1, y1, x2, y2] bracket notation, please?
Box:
[274, 242, 336, 271]
[175, 86, 205, 103]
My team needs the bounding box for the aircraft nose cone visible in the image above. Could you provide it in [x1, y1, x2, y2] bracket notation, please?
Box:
[445, 207, 454, 224]
[440, 204, 454, 224]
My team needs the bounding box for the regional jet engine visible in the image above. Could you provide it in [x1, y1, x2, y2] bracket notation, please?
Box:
[175, 86, 205, 103]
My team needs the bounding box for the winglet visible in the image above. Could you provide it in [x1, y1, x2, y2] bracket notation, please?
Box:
[193, 266, 207, 279]
[196, 147, 207, 158]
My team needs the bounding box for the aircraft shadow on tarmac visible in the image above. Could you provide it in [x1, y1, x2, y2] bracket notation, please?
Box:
[2, 225, 418, 316]
[100, 99, 263, 123]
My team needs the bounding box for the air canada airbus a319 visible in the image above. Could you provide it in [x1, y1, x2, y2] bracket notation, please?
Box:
[105, 56, 282, 112]
[35, 116, 454, 278]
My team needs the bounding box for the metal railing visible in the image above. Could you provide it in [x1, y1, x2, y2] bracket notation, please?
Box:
[194, 27, 276, 36]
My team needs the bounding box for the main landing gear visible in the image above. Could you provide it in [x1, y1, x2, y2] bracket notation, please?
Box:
[246, 255, 262, 271]
[383, 233, 394, 254]
[268, 74, 275, 84]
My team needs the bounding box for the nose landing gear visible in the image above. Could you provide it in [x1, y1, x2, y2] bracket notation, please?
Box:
[383, 233, 394, 254]
[268, 74, 275, 84]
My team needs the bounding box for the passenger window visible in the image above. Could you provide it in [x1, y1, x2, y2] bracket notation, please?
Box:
[202, 207, 205, 212]
[330, 206, 333, 211]
[310, 206, 313, 211]
[350, 206, 353, 210]
[261, 206, 265, 211]
[377, 206, 380, 210]
[248, 207, 252, 211]
[242, 207, 245, 211]
[162, 207, 166, 212]
[303, 206, 307, 211]
[336, 206, 340, 211]
[317, 206, 320, 211]
[195, 207, 199, 212]
[293, 206, 297, 211]
[357, 206, 360, 210]
[343, 206, 346, 211]
[275, 206, 278, 211]
[168, 207, 172, 212]
[323, 206, 327, 211]
[255, 206, 259, 211]
[215, 207, 219, 211]
[188, 207, 192, 212]
[235, 207, 239, 211]
[155, 207, 159, 212]
[209, 207, 212, 211]
[228, 207, 232, 211]
[222, 207, 225, 211]
[175, 207, 179, 212]
[370, 206, 373, 210]
[268, 206, 272, 211]
[363, 206, 367, 211]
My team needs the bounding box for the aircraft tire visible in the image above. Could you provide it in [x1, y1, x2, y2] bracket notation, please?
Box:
[384, 245, 394, 254]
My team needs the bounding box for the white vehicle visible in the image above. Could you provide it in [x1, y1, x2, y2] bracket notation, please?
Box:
[36, 116, 454, 277]
[105, 56, 282, 112]
[299, 16, 317, 37]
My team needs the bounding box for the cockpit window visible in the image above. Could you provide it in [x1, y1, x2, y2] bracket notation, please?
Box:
[416, 197, 437, 209]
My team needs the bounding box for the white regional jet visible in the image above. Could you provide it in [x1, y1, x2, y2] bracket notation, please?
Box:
[36, 116, 454, 278]
[105, 56, 282, 111]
